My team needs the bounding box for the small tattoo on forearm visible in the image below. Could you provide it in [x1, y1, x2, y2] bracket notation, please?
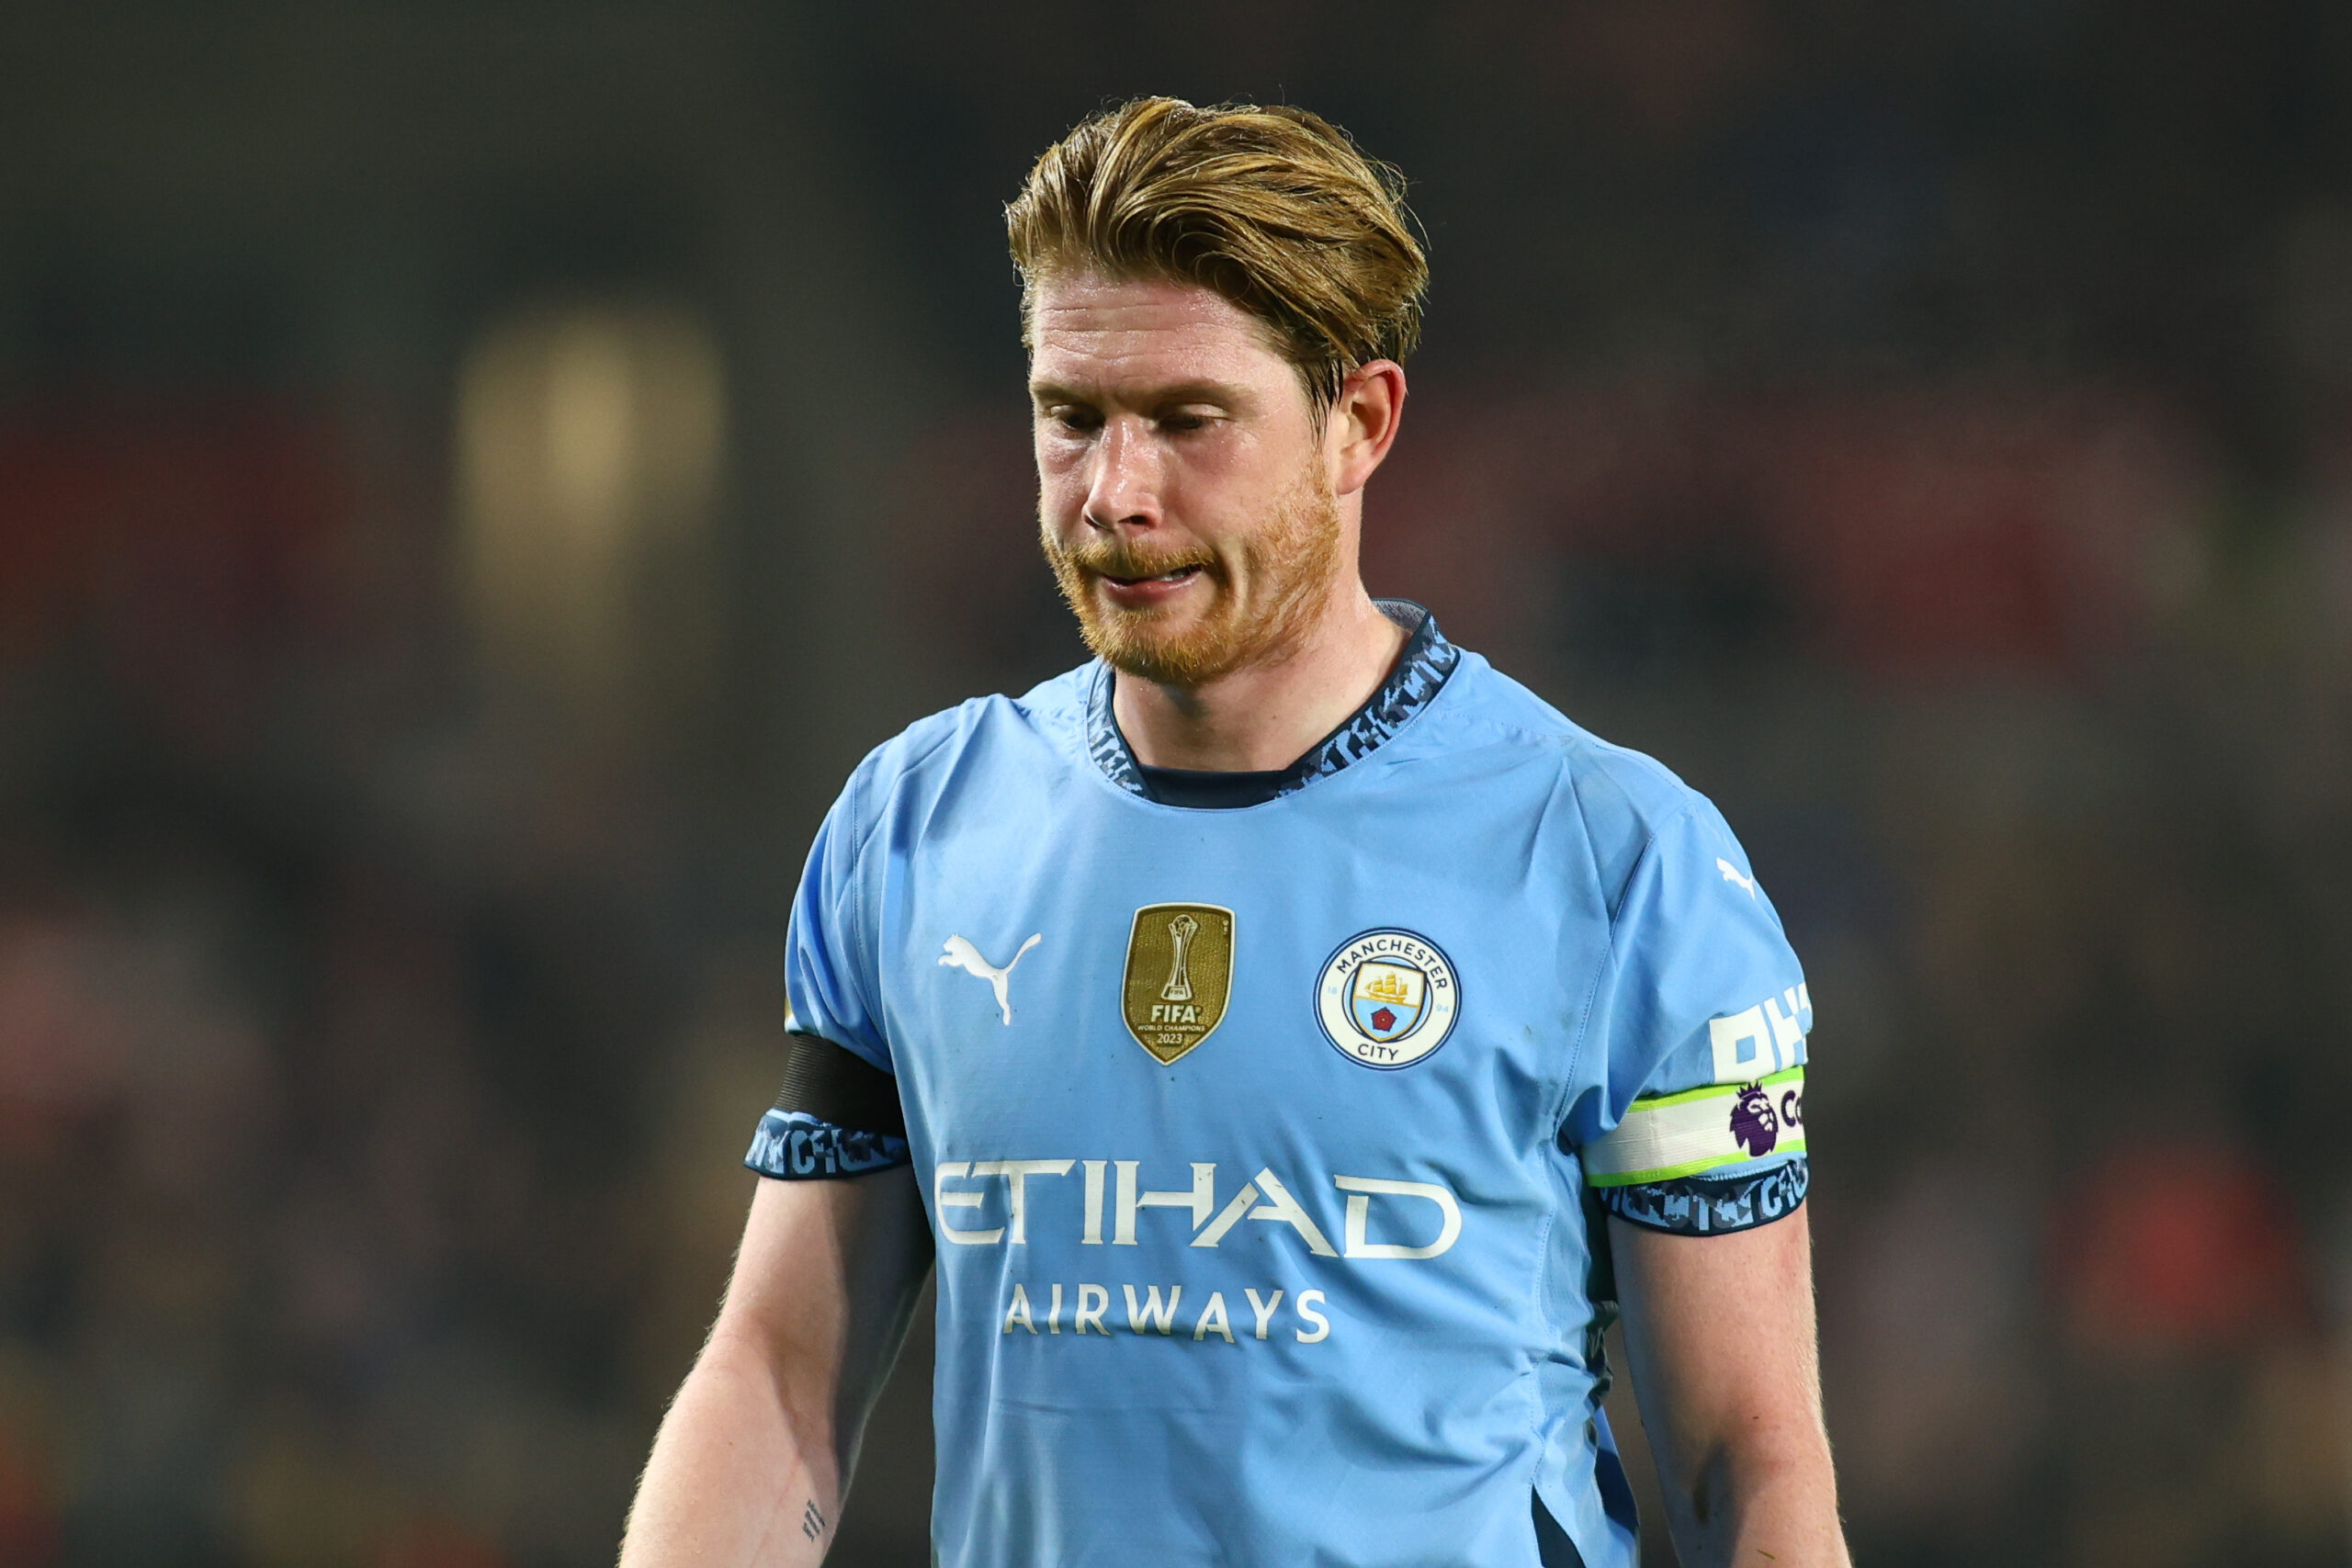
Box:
[801, 1498, 827, 1540]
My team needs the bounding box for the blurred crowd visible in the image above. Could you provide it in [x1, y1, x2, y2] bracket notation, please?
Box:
[5, 2, 2352, 1565]
[0, 395, 784, 1563]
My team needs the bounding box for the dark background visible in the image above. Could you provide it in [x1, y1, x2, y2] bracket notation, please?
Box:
[2, 4, 2349, 1564]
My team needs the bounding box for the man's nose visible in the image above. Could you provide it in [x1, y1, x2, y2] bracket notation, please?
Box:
[1083, 417, 1161, 530]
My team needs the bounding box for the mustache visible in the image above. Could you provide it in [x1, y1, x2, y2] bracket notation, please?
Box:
[1047, 534, 1221, 581]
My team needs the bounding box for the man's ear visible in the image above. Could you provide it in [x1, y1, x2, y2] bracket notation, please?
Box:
[1329, 360, 1408, 498]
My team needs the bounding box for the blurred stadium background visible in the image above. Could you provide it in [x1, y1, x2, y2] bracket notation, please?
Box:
[2, 3, 2350, 1564]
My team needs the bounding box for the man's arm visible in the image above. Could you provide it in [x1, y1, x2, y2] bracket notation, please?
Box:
[1611, 1206, 1849, 1568]
[620, 1168, 933, 1567]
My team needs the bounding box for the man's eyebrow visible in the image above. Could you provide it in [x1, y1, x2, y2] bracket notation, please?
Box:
[1026, 378, 1252, 407]
[1148, 380, 1252, 407]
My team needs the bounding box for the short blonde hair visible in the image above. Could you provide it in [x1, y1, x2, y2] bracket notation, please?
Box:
[1006, 96, 1428, 412]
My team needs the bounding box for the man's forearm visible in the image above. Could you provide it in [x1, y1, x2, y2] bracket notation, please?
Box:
[620, 1324, 841, 1567]
[620, 1171, 933, 1568]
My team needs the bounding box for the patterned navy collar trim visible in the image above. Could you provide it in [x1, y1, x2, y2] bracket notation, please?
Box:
[1085, 599, 1463, 804]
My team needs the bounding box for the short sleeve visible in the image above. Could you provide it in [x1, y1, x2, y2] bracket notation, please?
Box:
[746, 762, 910, 1182]
[782, 765, 894, 1075]
[1564, 798, 1812, 1231]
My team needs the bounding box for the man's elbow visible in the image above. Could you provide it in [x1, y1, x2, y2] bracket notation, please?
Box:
[695, 1310, 840, 1444]
[1668, 1420, 1842, 1565]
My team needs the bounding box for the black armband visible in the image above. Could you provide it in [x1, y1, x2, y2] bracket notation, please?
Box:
[742, 1032, 911, 1179]
[771, 1031, 904, 1136]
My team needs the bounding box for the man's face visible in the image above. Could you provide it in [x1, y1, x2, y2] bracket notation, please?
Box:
[1029, 273, 1342, 687]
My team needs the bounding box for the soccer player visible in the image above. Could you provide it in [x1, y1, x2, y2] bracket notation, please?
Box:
[620, 98, 1847, 1568]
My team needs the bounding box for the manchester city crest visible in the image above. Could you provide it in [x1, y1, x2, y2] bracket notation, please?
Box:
[1316, 929, 1460, 1069]
[1121, 903, 1235, 1065]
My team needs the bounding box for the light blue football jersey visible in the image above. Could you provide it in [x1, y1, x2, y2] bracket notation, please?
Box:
[761, 604, 1811, 1568]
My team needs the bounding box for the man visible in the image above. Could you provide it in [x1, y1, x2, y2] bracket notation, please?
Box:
[621, 98, 1847, 1568]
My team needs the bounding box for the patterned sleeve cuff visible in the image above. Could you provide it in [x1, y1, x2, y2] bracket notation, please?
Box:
[744, 1110, 911, 1180]
[1599, 1157, 1808, 1235]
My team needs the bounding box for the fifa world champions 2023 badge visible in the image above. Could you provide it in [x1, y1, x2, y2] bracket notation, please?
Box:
[1122, 904, 1236, 1065]
[1316, 930, 1460, 1069]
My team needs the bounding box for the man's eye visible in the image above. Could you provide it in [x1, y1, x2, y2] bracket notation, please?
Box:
[1160, 412, 1209, 433]
[1043, 408, 1100, 433]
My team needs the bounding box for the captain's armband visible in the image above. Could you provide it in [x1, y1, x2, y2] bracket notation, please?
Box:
[1584, 1066, 1805, 1188]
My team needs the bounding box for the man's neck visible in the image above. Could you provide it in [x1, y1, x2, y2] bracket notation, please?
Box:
[1112, 586, 1409, 773]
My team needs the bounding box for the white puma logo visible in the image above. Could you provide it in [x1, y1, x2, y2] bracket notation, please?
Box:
[939, 933, 1043, 1026]
[1716, 858, 1758, 898]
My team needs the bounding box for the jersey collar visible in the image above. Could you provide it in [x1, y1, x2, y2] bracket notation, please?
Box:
[1085, 599, 1463, 804]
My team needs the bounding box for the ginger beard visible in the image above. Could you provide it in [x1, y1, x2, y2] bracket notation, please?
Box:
[1042, 463, 1343, 688]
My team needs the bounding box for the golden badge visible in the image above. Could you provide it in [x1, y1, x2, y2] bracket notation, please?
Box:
[1120, 903, 1236, 1064]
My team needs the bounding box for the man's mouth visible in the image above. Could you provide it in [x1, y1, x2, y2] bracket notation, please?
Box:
[1102, 565, 1204, 588]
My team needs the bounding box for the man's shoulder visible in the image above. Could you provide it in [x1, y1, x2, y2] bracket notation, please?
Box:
[1431, 655, 1703, 825]
[1416, 654, 1727, 917]
[837, 663, 1094, 807]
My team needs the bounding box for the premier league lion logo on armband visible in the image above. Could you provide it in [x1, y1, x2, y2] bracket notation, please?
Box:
[1728, 1082, 1780, 1158]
